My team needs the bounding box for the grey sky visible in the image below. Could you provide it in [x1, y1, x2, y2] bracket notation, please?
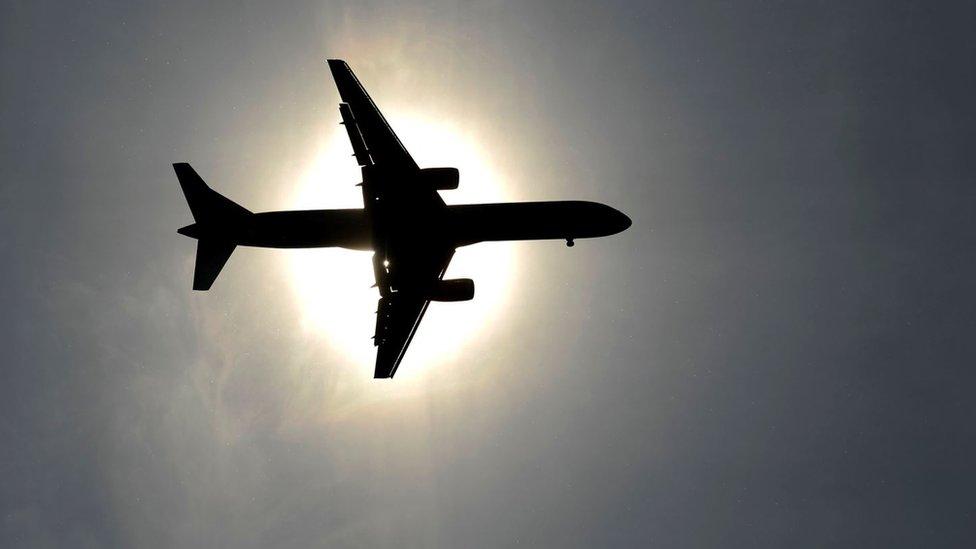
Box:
[2, 1, 974, 547]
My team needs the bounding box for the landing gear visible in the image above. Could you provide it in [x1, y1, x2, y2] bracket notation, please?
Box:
[566, 238, 575, 247]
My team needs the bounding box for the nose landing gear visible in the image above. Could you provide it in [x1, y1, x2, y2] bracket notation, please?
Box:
[566, 238, 575, 247]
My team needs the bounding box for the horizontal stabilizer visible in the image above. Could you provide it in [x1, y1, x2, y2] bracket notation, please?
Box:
[193, 239, 236, 291]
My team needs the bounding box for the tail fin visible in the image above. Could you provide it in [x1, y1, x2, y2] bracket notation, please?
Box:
[173, 163, 251, 291]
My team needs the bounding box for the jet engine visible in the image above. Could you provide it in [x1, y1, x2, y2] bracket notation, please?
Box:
[429, 278, 474, 302]
[418, 167, 459, 190]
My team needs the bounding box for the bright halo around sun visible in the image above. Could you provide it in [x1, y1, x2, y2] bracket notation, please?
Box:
[288, 113, 518, 378]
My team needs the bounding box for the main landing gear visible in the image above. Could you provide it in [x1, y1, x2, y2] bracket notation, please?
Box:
[566, 238, 575, 247]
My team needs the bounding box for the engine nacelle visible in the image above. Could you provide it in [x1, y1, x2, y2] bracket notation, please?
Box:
[429, 278, 474, 302]
[418, 167, 459, 191]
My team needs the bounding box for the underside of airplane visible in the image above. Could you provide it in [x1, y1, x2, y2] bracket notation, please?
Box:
[176, 60, 631, 378]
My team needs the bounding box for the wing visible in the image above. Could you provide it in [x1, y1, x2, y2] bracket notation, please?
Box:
[328, 59, 418, 171]
[373, 293, 430, 378]
[372, 249, 455, 378]
[328, 59, 454, 377]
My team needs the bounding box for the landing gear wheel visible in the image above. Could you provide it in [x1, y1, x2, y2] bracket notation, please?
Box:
[566, 238, 575, 247]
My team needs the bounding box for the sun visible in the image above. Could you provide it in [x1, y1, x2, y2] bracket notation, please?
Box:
[288, 113, 518, 377]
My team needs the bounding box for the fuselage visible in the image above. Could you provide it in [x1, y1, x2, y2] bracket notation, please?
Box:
[199, 200, 631, 251]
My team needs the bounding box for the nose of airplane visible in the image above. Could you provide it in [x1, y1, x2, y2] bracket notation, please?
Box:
[609, 207, 632, 234]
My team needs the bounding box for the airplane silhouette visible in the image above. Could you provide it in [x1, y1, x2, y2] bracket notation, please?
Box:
[176, 59, 631, 378]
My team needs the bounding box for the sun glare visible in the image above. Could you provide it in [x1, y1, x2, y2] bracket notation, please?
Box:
[288, 114, 517, 377]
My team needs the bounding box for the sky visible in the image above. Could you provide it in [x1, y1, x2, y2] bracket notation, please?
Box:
[1, 1, 975, 547]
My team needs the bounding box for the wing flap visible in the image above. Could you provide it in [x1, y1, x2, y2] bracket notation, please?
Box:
[339, 102, 372, 167]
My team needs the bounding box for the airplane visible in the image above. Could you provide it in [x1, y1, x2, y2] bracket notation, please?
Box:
[175, 59, 631, 378]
